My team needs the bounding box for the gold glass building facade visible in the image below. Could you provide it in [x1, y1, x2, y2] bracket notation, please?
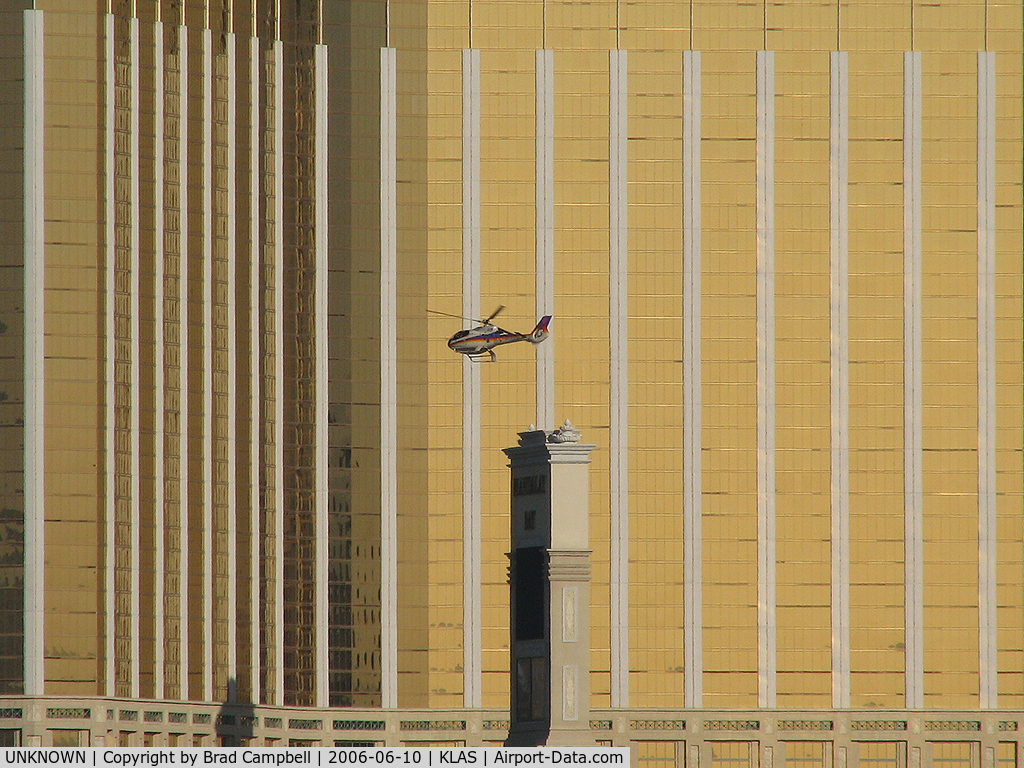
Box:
[0, 0, 378, 719]
[366, 0, 1023, 718]
[0, 0, 1023, 760]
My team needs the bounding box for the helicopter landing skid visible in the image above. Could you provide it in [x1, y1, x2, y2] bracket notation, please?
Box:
[467, 351, 496, 363]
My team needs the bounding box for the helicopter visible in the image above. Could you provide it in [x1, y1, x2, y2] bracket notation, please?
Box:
[429, 305, 552, 361]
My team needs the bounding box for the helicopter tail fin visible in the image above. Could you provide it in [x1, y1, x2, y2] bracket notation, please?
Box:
[530, 315, 552, 343]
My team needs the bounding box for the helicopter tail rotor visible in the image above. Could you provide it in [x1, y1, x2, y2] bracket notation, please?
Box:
[530, 315, 552, 343]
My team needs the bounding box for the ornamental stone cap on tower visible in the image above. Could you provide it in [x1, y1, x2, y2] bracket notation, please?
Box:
[504, 420, 595, 465]
[548, 419, 582, 442]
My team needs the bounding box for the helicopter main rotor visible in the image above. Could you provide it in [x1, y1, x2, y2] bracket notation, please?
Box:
[427, 304, 506, 328]
[483, 305, 505, 325]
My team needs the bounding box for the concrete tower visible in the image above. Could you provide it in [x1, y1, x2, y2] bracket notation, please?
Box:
[504, 421, 596, 747]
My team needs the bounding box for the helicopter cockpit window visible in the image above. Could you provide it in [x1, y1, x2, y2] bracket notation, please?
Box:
[452, 330, 471, 340]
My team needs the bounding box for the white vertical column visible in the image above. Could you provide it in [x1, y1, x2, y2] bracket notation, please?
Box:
[273, 38, 286, 707]
[22, 8, 45, 698]
[127, 15, 142, 701]
[177, 23, 190, 701]
[202, 26, 214, 703]
[379, 46, 399, 709]
[248, 34, 262, 707]
[103, 11, 116, 699]
[830, 50, 851, 711]
[608, 48, 629, 709]
[976, 50, 997, 711]
[682, 48, 702, 710]
[314, 41, 330, 709]
[756, 49, 777, 710]
[226, 30, 239, 701]
[535, 49, 555, 431]
[153, 18, 166, 700]
[903, 50, 924, 711]
[461, 47, 482, 710]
